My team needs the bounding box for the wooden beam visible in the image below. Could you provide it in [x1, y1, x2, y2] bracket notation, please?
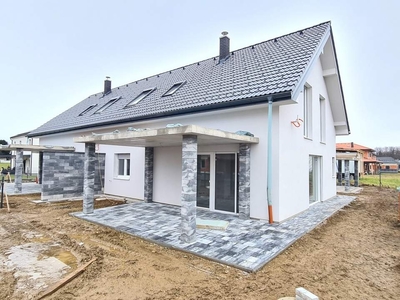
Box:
[37, 257, 97, 299]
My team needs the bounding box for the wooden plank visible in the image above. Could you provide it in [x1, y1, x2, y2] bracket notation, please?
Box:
[37, 257, 97, 299]
[5, 192, 10, 212]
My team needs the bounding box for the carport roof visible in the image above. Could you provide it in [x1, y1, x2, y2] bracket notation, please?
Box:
[73, 125, 259, 147]
[1, 145, 75, 153]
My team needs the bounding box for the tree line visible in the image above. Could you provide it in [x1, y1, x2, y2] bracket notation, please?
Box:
[375, 147, 400, 160]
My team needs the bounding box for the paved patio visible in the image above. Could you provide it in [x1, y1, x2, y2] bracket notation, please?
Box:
[72, 195, 356, 272]
[1, 183, 42, 195]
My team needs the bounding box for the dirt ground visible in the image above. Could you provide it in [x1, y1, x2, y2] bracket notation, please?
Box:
[0, 186, 399, 300]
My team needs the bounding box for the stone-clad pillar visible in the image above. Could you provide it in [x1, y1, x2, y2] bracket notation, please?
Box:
[337, 159, 342, 186]
[238, 143, 250, 219]
[14, 148, 23, 194]
[83, 143, 96, 214]
[38, 152, 43, 184]
[354, 160, 359, 187]
[180, 135, 197, 243]
[344, 160, 350, 191]
[144, 147, 154, 203]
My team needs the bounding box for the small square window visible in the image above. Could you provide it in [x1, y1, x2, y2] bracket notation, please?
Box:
[94, 96, 121, 114]
[115, 154, 130, 179]
[126, 88, 156, 107]
[162, 81, 186, 97]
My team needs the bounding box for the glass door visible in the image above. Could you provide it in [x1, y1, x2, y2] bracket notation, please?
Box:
[197, 155, 210, 209]
[215, 154, 236, 213]
[309, 156, 321, 204]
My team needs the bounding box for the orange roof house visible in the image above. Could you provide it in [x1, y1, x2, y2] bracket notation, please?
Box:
[336, 142, 378, 174]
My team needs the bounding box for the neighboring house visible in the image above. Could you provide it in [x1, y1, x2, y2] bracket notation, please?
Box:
[335, 147, 362, 179]
[27, 21, 350, 225]
[10, 131, 40, 175]
[377, 157, 399, 173]
[336, 143, 377, 175]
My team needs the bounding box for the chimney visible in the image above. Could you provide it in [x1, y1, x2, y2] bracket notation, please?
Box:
[351, 142, 354, 148]
[104, 76, 111, 95]
[219, 31, 230, 62]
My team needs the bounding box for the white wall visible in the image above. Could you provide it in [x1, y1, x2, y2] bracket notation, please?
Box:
[277, 57, 337, 221]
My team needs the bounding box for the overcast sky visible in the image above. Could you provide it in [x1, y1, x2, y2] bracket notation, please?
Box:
[1, 0, 398, 148]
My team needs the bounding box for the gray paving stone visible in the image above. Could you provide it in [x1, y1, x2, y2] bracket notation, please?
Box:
[72, 195, 355, 272]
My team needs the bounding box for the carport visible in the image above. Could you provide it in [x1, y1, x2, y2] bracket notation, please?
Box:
[74, 125, 259, 243]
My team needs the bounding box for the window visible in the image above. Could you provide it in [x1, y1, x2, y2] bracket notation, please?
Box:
[125, 88, 155, 107]
[319, 96, 326, 143]
[303, 85, 312, 139]
[94, 96, 121, 114]
[162, 81, 186, 96]
[115, 154, 130, 179]
[79, 104, 98, 116]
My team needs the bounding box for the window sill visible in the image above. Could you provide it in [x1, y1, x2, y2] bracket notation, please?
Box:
[320, 141, 326, 145]
[303, 136, 313, 141]
[114, 176, 130, 181]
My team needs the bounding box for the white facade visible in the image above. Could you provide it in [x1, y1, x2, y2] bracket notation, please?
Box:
[38, 52, 339, 222]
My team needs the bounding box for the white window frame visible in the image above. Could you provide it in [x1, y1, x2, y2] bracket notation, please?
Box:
[115, 153, 130, 180]
[303, 84, 312, 139]
[319, 95, 326, 143]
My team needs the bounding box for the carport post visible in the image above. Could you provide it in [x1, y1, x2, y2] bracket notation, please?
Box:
[83, 143, 96, 214]
[144, 147, 154, 203]
[238, 143, 251, 219]
[344, 160, 350, 191]
[337, 159, 342, 185]
[14, 148, 23, 194]
[354, 160, 359, 187]
[180, 135, 197, 243]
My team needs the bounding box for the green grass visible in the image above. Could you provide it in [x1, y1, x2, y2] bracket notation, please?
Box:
[359, 173, 400, 189]
[0, 162, 10, 169]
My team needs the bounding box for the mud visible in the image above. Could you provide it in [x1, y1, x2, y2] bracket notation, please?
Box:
[0, 187, 399, 300]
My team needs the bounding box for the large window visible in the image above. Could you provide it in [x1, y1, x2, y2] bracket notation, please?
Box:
[115, 154, 130, 179]
[320, 96, 326, 143]
[303, 85, 312, 139]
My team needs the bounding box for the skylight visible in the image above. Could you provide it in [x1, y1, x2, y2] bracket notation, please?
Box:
[125, 88, 156, 107]
[78, 104, 97, 116]
[93, 96, 121, 114]
[162, 81, 186, 97]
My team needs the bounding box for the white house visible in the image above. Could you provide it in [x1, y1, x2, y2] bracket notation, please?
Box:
[27, 22, 350, 240]
[10, 131, 40, 175]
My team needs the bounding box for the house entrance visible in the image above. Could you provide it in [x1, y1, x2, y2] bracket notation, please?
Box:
[196, 153, 237, 213]
[309, 155, 321, 204]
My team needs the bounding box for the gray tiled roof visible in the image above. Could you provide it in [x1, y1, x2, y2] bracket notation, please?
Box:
[29, 22, 331, 137]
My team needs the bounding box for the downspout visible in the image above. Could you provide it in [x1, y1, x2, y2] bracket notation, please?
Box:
[267, 96, 274, 223]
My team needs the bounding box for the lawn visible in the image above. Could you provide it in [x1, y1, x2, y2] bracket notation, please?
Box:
[359, 172, 400, 189]
[0, 162, 10, 169]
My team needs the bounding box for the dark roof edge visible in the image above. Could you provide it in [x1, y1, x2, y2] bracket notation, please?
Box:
[28, 91, 291, 138]
[330, 26, 350, 135]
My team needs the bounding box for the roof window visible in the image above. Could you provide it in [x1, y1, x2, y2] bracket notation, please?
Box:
[93, 96, 121, 114]
[162, 81, 186, 97]
[125, 88, 156, 107]
[78, 104, 98, 116]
